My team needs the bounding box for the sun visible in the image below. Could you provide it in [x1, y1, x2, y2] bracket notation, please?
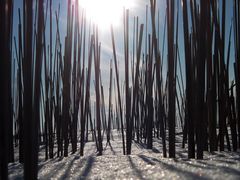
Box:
[79, 0, 134, 30]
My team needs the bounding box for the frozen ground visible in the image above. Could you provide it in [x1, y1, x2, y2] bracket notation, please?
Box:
[8, 130, 240, 179]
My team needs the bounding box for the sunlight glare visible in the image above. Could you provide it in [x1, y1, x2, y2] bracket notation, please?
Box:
[80, 0, 134, 30]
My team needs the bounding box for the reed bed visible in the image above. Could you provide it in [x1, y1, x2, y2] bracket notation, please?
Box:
[0, 0, 240, 178]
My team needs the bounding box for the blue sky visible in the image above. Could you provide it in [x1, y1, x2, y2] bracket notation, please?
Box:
[11, 0, 237, 131]
[12, 0, 236, 97]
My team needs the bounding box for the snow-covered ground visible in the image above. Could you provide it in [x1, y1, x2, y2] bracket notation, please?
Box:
[8, 130, 240, 179]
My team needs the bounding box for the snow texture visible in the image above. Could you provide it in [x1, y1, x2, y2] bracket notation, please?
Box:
[8, 130, 240, 179]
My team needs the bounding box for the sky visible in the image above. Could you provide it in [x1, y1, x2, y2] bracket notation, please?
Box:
[12, 0, 236, 104]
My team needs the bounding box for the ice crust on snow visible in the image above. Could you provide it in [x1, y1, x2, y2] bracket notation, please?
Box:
[8, 130, 240, 179]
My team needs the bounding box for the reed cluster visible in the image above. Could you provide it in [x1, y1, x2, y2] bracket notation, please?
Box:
[0, 0, 240, 179]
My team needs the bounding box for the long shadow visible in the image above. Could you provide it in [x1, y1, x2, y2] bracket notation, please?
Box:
[39, 155, 80, 179]
[138, 155, 210, 180]
[127, 156, 145, 179]
[134, 140, 147, 149]
[79, 156, 95, 179]
[59, 155, 80, 179]
[198, 160, 240, 176]
[38, 155, 63, 172]
[174, 159, 213, 170]
[134, 140, 160, 153]
[40, 160, 66, 179]
[138, 154, 155, 165]
[152, 147, 161, 153]
[214, 158, 238, 165]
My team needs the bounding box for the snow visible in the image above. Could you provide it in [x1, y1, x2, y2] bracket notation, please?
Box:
[8, 130, 240, 179]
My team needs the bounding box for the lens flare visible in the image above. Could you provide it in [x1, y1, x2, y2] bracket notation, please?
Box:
[80, 0, 134, 30]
